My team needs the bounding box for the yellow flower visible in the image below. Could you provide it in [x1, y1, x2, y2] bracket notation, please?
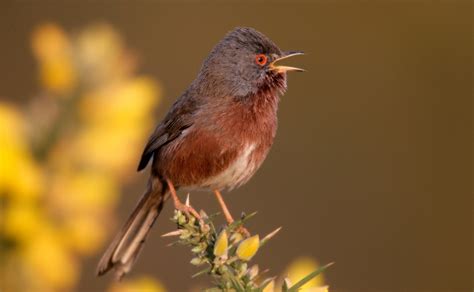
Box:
[1, 21, 166, 292]
[31, 23, 70, 61]
[0, 146, 43, 201]
[31, 23, 76, 94]
[236, 235, 260, 261]
[80, 77, 160, 126]
[213, 230, 228, 257]
[39, 57, 77, 94]
[286, 257, 325, 291]
[71, 78, 159, 174]
[21, 228, 78, 290]
[109, 276, 167, 292]
[3, 202, 45, 242]
[0, 103, 43, 201]
[49, 171, 118, 214]
[72, 123, 146, 174]
[76, 23, 129, 84]
[63, 215, 107, 255]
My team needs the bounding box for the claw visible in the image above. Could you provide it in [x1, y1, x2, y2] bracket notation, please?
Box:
[175, 203, 203, 223]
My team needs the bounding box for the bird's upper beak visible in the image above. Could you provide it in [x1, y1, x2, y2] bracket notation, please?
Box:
[269, 51, 305, 73]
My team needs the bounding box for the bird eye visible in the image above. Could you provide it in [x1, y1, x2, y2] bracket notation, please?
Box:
[255, 54, 268, 66]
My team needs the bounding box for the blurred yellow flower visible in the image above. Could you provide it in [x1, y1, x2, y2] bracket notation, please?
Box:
[63, 215, 107, 255]
[65, 78, 160, 178]
[0, 103, 43, 201]
[3, 202, 45, 243]
[0, 102, 23, 135]
[109, 276, 167, 292]
[21, 229, 79, 290]
[80, 77, 159, 125]
[76, 23, 134, 85]
[72, 124, 146, 173]
[236, 235, 260, 261]
[1, 22, 164, 292]
[31, 23, 77, 95]
[39, 58, 77, 95]
[31, 23, 70, 61]
[286, 257, 326, 291]
[49, 171, 118, 215]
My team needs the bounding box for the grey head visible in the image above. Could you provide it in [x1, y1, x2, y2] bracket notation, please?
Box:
[193, 27, 304, 99]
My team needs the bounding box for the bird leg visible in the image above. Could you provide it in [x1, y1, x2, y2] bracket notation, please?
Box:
[214, 190, 235, 223]
[166, 178, 201, 220]
[214, 190, 250, 237]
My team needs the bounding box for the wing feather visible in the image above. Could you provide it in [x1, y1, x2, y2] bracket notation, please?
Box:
[137, 94, 198, 171]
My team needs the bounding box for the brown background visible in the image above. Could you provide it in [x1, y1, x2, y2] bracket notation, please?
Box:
[1, 0, 472, 291]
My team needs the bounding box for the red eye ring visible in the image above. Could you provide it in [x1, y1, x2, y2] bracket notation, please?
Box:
[255, 54, 268, 66]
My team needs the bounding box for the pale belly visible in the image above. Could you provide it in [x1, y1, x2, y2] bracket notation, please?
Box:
[187, 143, 258, 191]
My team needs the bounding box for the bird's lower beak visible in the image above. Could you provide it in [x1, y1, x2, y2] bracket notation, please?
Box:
[269, 51, 305, 73]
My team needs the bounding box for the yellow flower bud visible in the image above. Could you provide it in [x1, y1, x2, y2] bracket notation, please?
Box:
[236, 235, 259, 261]
[213, 230, 228, 257]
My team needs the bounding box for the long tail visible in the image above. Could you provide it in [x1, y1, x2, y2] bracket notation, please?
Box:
[96, 178, 167, 279]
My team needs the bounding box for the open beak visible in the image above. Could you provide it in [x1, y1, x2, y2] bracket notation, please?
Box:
[269, 51, 305, 73]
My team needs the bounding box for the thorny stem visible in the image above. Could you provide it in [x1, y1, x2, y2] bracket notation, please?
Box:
[162, 197, 331, 291]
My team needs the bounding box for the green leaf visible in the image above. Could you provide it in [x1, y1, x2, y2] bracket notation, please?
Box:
[282, 277, 291, 292]
[228, 211, 257, 230]
[230, 276, 246, 292]
[259, 227, 282, 248]
[286, 262, 334, 292]
[192, 267, 211, 278]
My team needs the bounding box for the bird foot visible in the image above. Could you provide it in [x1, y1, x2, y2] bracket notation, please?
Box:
[174, 200, 202, 222]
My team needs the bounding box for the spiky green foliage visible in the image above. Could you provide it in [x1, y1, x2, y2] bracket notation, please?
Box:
[162, 199, 331, 291]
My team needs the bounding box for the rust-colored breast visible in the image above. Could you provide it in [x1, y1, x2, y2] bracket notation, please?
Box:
[157, 127, 240, 188]
[155, 90, 279, 191]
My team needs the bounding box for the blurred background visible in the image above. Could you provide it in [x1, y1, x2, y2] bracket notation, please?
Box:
[0, 1, 471, 291]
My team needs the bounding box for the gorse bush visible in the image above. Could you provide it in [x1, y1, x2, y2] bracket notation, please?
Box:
[162, 196, 332, 291]
[0, 22, 164, 292]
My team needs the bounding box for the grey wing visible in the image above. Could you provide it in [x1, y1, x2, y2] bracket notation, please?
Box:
[136, 125, 168, 171]
[137, 95, 197, 171]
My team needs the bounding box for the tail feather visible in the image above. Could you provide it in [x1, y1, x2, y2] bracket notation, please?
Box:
[96, 179, 166, 279]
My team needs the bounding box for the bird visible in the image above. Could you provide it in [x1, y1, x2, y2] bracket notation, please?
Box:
[96, 27, 304, 279]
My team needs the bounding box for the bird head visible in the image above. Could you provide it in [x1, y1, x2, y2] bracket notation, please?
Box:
[197, 27, 304, 98]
